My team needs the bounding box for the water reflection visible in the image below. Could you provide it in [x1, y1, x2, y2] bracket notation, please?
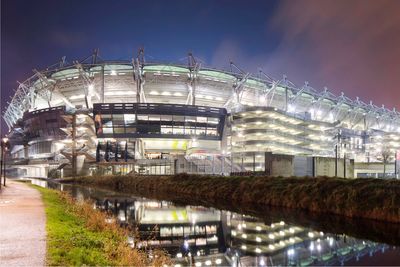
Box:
[33, 179, 399, 266]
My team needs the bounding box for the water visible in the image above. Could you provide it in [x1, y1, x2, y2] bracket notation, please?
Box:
[32, 179, 400, 266]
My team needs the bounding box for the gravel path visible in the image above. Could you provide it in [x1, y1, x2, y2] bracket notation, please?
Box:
[0, 181, 46, 266]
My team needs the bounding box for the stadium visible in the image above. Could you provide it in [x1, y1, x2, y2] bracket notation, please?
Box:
[2, 50, 400, 178]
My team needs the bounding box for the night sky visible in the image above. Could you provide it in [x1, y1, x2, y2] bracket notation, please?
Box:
[1, 0, 400, 134]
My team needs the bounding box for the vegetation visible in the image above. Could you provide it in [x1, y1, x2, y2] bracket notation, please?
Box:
[64, 174, 400, 223]
[33, 185, 170, 266]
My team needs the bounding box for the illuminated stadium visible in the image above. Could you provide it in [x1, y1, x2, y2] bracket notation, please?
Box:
[2, 50, 400, 178]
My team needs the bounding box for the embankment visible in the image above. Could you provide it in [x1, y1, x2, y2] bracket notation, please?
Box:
[32, 184, 170, 266]
[63, 174, 400, 223]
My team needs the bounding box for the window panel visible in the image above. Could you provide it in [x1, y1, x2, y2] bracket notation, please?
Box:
[124, 114, 136, 126]
[114, 127, 125, 134]
[103, 127, 113, 134]
[197, 117, 207, 123]
[161, 115, 173, 121]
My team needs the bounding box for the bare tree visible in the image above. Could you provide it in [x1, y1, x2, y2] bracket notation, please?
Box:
[379, 146, 392, 178]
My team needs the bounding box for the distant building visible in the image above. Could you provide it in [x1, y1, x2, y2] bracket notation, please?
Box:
[3, 51, 400, 178]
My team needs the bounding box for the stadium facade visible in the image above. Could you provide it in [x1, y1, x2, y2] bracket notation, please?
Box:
[2, 51, 400, 178]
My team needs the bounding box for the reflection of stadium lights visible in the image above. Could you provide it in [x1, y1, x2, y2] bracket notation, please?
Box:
[268, 234, 275, 239]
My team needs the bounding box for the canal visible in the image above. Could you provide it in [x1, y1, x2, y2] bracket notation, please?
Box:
[32, 179, 400, 266]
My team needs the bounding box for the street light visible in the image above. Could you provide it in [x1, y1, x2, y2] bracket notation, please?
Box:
[1, 137, 10, 187]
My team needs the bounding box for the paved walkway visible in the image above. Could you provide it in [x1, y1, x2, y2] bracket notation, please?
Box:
[0, 181, 46, 266]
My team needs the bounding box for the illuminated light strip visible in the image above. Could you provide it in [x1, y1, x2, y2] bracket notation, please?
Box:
[104, 91, 135, 96]
[69, 94, 85, 100]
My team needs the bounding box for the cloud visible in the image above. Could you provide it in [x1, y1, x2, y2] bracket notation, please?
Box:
[211, 0, 400, 110]
[266, 0, 400, 109]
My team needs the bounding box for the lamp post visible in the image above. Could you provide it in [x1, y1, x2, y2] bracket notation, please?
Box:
[1, 137, 10, 187]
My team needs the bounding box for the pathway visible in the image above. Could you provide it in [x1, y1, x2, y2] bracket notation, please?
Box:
[0, 181, 46, 266]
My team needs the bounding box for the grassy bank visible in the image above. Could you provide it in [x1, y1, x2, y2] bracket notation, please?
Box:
[64, 174, 400, 223]
[33, 185, 170, 266]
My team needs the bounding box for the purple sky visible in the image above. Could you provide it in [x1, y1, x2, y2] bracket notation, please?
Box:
[1, 0, 400, 134]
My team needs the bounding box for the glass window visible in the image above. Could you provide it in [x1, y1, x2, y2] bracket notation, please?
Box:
[137, 115, 148, 121]
[101, 114, 112, 124]
[112, 114, 124, 127]
[103, 127, 113, 134]
[173, 126, 184, 135]
[207, 129, 217, 136]
[161, 115, 173, 121]
[161, 126, 173, 134]
[148, 115, 160, 121]
[185, 116, 196, 122]
[184, 127, 192, 135]
[197, 127, 206, 135]
[173, 115, 184, 122]
[197, 117, 207, 123]
[189, 127, 196, 135]
[103, 121, 113, 128]
[208, 117, 219, 124]
[124, 114, 136, 126]
[114, 127, 125, 134]
[125, 127, 136, 134]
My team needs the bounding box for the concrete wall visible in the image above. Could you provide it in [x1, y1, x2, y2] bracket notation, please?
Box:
[293, 156, 314, 177]
[314, 157, 354, 178]
[265, 153, 294, 177]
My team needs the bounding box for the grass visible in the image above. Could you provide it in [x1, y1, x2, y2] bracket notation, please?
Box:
[33, 185, 170, 266]
[64, 174, 400, 223]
